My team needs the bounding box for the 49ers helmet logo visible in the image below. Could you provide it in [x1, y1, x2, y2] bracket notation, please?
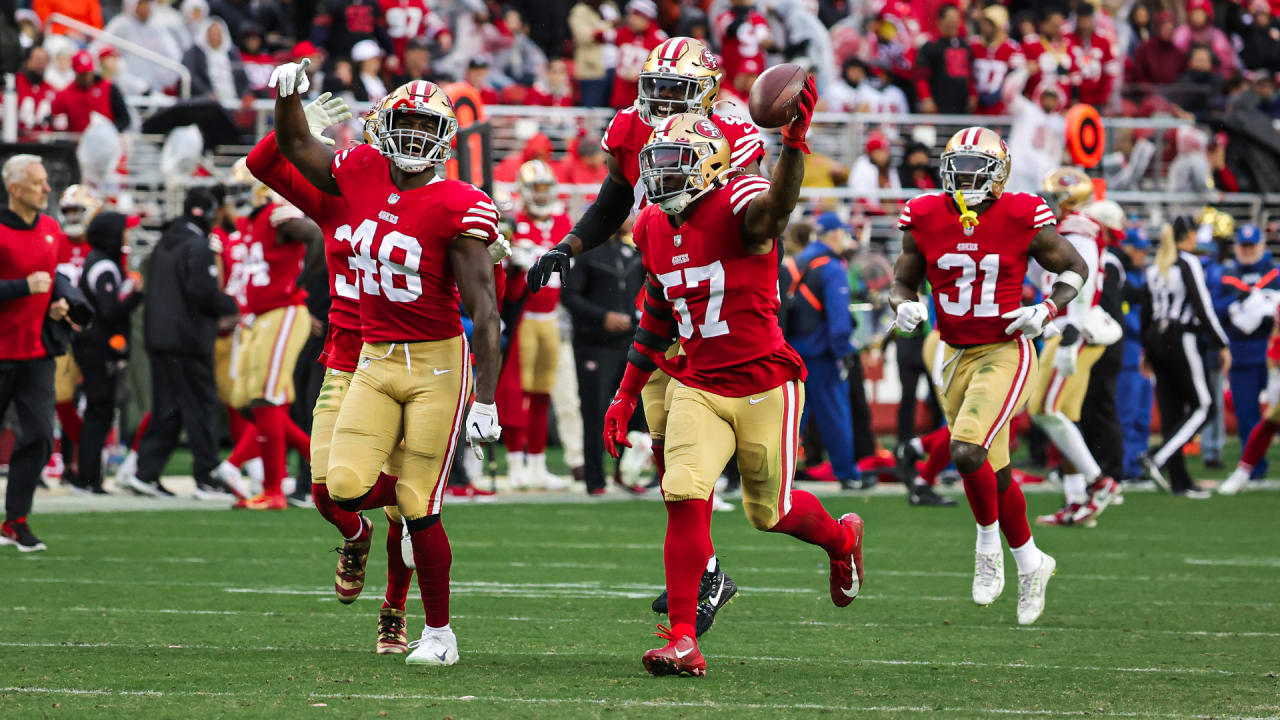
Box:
[693, 120, 722, 139]
[701, 49, 719, 70]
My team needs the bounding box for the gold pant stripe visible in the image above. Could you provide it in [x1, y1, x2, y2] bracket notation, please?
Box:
[982, 334, 1034, 448]
[427, 334, 471, 517]
[778, 379, 800, 518]
[264, 305, 301, 404]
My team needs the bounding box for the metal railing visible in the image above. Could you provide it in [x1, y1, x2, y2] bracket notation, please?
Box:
[47, 13, 192, 99]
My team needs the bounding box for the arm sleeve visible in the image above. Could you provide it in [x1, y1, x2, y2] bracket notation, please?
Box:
[1100, 256, 1124, 321]
[0, 278, 32, 301]
[629, 276, 676, 370]
[184, 241, 239, 317]
[567, 174, 634, 255]
[1180, 256, 1229, 347]
[109, 84, 130, 131]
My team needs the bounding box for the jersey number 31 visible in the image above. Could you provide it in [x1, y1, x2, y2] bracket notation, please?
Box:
[937, 252, 1001, 317]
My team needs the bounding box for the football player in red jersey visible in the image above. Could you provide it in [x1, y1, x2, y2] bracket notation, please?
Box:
[602, 92, 866, 678]
[271, 61, 504, 666]
[970, 5, 1025, 116]
[526, 36, 763, 629]
[890, 127, 1088, 625]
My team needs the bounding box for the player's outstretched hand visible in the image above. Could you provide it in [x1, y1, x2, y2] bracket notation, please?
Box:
[303, 91, 353, 145]
[893, 300, 927, 333]
[780, 74, 818, 154]
[603, 391, 639, 459]
[527, 241, 572, 293]
[466, 402, 501, 460]
[1002, 301, 1054, 339]
[268, 57, 311, 98]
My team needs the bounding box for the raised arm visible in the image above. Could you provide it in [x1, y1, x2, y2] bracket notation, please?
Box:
[269, 59, 341, 196]
[527, 155, 633, 293]
[742, 75, 817, 253]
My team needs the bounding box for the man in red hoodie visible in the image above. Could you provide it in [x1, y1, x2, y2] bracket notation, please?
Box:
[49, 50, 130, 135]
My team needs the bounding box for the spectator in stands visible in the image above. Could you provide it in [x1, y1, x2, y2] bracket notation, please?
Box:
[151, 0, 193, 52]
[97, 45, 146, 97]
[1131, 10, 1186, 87]
[311, 0, 393, 66]
[556, 132, 608, 186]
[1173, 0, 1237, 79]
[495, 7, 548, 88]
[1022, 6, 1074, 103]
[379, 0, 448, 67]
[50, 50, 130, 133]
[847, 130, 899, 215]
[898, 141, 938, 190]
[971, 4, 1024, 116]
[33, 0, 103, 34]
[1238, 0, 1280, 73]
[13, 8, 43, 50]
[12, 47, 56, 139]
[180, 0, 208, 33]
[44, 35, 78, 91]
[1209, 136, 1239, 191]
[609, 0, 665, 109]
[527, 57, 576, 106]
[772, 0, 837, 100]
[1070, 3, 1121, 110]
[463, 55, 501, 105]
[255, 0, 299, 54]
[351, 39, 388, 102]
[184, 18, 250, 104]
[915, 4, 973, 114]
[715, 0, 771, 100]
[388, 37, 432, 88]
[827, 58, 907, 116]
[569, 0, 619, 107]
[1006, 80, 1065, 193]
[1166, 125, 1214, 195]
[236, 23, 276, 93]
[495, 132, 552, 182]
[1173, 44, 1222, 121]
[100, 0, 184, 95]
[1120, 1, 1152, 59]
[207, 0, 251, 39]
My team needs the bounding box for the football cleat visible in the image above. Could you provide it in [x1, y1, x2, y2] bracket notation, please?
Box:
[1218, 468, 1250, 496]
[191, 481, 235, 502]
[406, 625, 459, 666]
[334, 515, 373, 604]
[694, 571, 737, 637]
[1138, 453, 1170, 493]
[641, 625, 705, 677]
[908, 481, 956, 507]
[829, 513, 864, 606]
[652, 562, 735, 615]
[214, 460, 250, 499]
[232, 493, 287, 510]
[376, 608, 409, 654]
[1036, 503, 1082, 527]
[0, 517, 46, 552]
[972, 550, 1004, 605]
[710, 495, 733, 512]
[113, 449, 138, 490]
[1072, 477, 1119, 524]
[1016, 553, 1056, 625]
[1173, 485, 1212, 499]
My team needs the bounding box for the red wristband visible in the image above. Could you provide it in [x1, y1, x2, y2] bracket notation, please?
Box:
[1042, 299, 1058, 320]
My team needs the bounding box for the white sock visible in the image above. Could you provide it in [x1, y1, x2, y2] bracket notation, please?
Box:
[975, 522, 1001, 554]
[1011, 537, 1044, 574]
[909, 437, 925, 456]
[1064, 473, 1088, 505]
[705, 555, 718, 573]
[427, 623, 450, 633]
[1037, 413, 1102, 480]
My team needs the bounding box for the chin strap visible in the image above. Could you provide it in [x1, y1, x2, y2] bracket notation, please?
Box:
[954, 191, 980, 232]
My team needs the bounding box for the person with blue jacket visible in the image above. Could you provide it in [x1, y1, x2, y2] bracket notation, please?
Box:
[784, 212, 862, 491]
[1195, 225, 1227, 467]
[1116, 227, 1153, 480]
[1215, 223, 1279, 481]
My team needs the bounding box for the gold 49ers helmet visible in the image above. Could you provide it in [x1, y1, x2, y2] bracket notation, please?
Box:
[362, 94, 390, 149]
[517, 159, 557, 218]
[638, 37, 722, 124]
[59, 184, 102, 237]
[1043, 167, 1095, 213]
[376, 80, 458, 173]
[230, 157, 280, 208]
[639, 112, 734, 215]
[940, 127, 1011, 206]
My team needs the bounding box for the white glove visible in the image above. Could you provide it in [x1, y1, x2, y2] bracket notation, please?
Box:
[1053, 343, 1078, 376]
[1002, 301, 1054, 339]
[894, 301, 927, 333]
[267, 57, 311, 98]
[269, 203, 305, 227]
[487, 234, 511, 265]
[302, 91, 353, 146]
[465, 402, 501, 460]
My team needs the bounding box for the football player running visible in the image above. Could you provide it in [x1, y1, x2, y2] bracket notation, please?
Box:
[525, 36, 762, 634]
[603, 82, 866, 679]
[891, 127, 1088, 625]
[270, 62, 505, 666]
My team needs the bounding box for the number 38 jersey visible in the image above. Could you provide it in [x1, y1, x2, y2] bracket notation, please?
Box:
[633, 174, 804, 397]
[331, 143, 501, 343]
[898, 191, 1055, 347]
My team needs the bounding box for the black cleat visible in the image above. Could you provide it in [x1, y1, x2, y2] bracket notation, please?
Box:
[894, 440, 921, 484]
[652, 563, 738, 616]
[0, 517, 47, 552]
[908, 482, 956, 506]
[694, 572, 737, 637]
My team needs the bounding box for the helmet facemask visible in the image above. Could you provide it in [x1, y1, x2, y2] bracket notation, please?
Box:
[61, 204, 88, 236]
[637, 73, 714, 124]
[378, 105, 457, 173]
[941, 151, 1007, 207]
[521, 180, 555, 218]
[639, 142, 723, 215]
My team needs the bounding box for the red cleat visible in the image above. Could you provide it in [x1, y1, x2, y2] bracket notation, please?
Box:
[829, 513, 864, 607]
[232, 493, 287, 511]
[334, 516, 373, 604]
[641, 624, 706, 677]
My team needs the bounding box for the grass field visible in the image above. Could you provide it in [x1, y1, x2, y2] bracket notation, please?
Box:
[3, 486, 1279, 719]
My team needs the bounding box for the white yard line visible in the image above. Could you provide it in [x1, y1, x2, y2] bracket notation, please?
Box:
[1184, 557, 1280, 568]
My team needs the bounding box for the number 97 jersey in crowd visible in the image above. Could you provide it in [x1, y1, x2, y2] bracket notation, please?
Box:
[330, 143, 501, 341]
[897, 191, 1056, 347]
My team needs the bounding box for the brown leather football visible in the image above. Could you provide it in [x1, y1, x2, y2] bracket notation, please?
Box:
[747, 63, 808, 129]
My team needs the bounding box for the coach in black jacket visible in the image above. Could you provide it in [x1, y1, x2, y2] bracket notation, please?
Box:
[130, 189, 239, 497]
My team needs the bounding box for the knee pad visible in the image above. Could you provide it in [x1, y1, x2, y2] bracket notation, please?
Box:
[660, 463, 708, 501]
[395, 479, 429, 523]
[742, 500, 776, 531]
[326, 464, 371, 507]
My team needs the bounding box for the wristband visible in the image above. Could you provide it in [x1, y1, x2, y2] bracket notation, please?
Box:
[1042, 298, 1058, 320]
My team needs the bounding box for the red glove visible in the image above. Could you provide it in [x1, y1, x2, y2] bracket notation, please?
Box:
[604, 390, 639, 459]
[780, 74, 818, 154]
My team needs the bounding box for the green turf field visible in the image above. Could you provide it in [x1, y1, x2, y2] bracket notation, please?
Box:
[2, 489, 1278, 718]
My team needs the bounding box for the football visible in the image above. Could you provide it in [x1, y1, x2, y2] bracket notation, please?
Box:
[748, 63, 808, 129]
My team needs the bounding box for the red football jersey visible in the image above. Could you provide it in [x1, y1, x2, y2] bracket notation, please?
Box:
[513, 211, 571, 314]
[379, 0, 448, 63]
[898, 192, 1056, 347]
[1022, 34, 1075, 101]
[1067, 32, 1120, 108]
[13, 73, 56, 139]
[215, 218, 251, 312]
[713, 9, 771, 96]
[970, 37, 1025, 115]
[331, 144, 501, 343]
[602, 106, 765, 205]
[609, 25, 668, 109]
[56, 234, 90, 285]
[633, 174, 805, 397]
[242, 203, 308, 316]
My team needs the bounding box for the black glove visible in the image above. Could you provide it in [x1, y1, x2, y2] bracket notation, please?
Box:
[527, 242, 572, 294]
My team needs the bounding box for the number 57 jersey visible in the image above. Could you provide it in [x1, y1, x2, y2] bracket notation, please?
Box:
[331, 144, 501, 341]
[897, 192, 1056, 347]
[633, 174, 805, 397]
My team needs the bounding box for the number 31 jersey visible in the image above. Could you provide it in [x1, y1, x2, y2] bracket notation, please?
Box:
[898, 192, 1055, 347]
[633, 174, 804, 397]
[331, 144, 501, 343]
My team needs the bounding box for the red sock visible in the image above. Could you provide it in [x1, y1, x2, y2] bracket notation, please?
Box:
[503, 426, 526, 454]
[383, 513, 413, 611]
[997, 479, 1032, 548]
[921, 428, 953, 484]
[410, 521, 452, 628]
[663, 499, 712, 639]
[651, 438, 665, 481]
[346, 472, 399, 510]
[921, 425, 950, 450]
[251, 405, 287, 496]
[56, 402, 82, 444]
[960, 461, 999, 526]
[227, 428, 261, 467]
[130, 412, 152, 451]
[284, 416, 311, 457]
[1241, 419, 1280, 470]
[227, 407, 249, 445]
[311, 482, 363, 538]
[768, 489, 847, 556]
[525, 392, 551, 454]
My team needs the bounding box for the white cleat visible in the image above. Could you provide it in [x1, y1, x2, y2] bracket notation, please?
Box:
[243, 457, 265, 495]
[123, 475, 159, 497]
[1016, 553, 1056, 625]
[214, 461, 250, 499]
[711, 495, 734, 512]
[1218, 468, 1250, 496]
[400, 521, 415, 570]
[114, 450, 138, 490]
[972, 550, 1005, 606]
[526, 453, 569, 491]
[406, 625, 458, 666]
[507, 452, 528, 491]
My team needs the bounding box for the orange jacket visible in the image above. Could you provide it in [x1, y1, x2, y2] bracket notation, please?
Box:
[34, 0, 103, 34]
